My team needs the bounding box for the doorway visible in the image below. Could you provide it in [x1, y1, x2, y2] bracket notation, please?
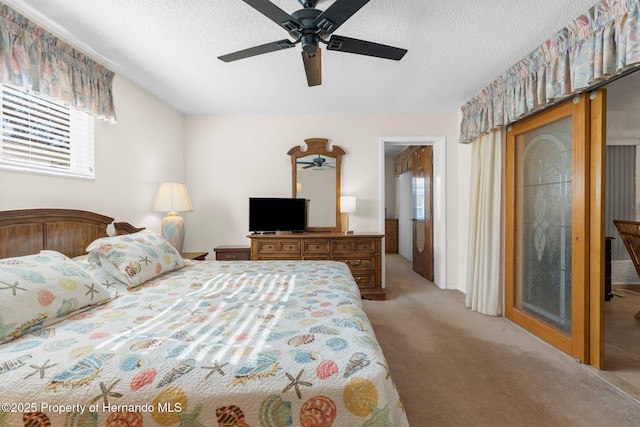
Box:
[600, 71, 640, 392]
[379, 137, 446, 288]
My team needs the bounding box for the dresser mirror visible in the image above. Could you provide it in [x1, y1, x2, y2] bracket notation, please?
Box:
[288, 138, 344, 232]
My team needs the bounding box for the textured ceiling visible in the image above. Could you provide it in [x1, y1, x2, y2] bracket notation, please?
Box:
[4, 0, 602, 115]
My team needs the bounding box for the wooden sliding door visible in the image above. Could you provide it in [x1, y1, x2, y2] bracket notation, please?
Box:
[506, 92, 606, 365]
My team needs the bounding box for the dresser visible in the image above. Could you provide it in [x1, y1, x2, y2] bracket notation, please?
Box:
[214, 245, 251, 261]
[385, 219, 398, 253]
[248, 232, 385, 300]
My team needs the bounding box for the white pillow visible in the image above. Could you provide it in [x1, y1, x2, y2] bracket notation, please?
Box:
[0, 250, 111, 343]
[86, 230, 185, 288]
[73, 255, 122, 296]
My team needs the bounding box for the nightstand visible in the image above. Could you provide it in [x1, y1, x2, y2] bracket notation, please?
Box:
[214, 245, 251, 261]
[181, 251, 209, 261]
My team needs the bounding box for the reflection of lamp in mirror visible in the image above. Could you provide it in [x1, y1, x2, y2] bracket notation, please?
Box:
[296, 182, 304, 193]
[153, 182, 193, 253]
[340, 196, 356, 234]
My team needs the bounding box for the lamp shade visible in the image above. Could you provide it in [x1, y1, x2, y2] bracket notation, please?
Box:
[340, 196, 356, 213]
[153, 183, 194, 213]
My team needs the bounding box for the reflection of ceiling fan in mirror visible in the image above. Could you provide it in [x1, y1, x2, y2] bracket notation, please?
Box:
[298, 155, 335, 169]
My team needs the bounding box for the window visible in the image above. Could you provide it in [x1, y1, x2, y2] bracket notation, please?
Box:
[0, 85, 94, 179]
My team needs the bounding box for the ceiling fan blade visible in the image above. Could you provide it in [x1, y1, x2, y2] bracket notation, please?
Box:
[218, 39, 295, 62]
[303, 164, 315, 169]
[241, 0, 301, 33]
[312, 0, 370, 34]
[326, 35, 407, 60]
[302, 48, 321, 87]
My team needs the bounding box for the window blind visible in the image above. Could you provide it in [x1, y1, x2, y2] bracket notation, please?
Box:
[0, 85, 94, 178]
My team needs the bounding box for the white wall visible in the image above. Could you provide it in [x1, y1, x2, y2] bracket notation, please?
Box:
[184, 113, 472, 290]
[384, 152, 397, 218]
[0, 80, 472, 291]
[0, 75, 185, 231]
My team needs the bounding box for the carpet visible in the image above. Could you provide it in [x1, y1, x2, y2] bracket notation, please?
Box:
[362, 254, 640, 426]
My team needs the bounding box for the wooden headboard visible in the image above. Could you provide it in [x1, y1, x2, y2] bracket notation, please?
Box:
[0, 209, 141, 259]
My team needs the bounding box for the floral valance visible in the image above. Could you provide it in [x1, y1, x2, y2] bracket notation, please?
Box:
[0, 3, 116, 122]
[393, 146, 423, 176]
[460, 0, 640, 143]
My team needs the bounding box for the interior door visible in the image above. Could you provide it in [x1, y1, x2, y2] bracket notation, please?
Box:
[412, 146, 434, 281]
[505, 92, 606, 365]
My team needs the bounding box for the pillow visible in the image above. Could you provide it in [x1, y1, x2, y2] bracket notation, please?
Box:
[0, 250, 112, 343]
[73, 255, 122, 296]
[86, 230, 185, 288]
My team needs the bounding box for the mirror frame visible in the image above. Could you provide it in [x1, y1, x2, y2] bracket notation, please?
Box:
[288, 138, 345, 233]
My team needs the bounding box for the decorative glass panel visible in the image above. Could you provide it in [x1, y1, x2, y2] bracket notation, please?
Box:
[514, 116, 572, 335]
[413, 167, 426, 252]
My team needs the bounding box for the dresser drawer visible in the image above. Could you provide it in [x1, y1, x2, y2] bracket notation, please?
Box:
[350, 272, 377, 289]
[332, 239, 377, 253]
[214, 246, 250, 261]
[248, 233, 384, 299]
[216, 250, 250, 261]
[256, 240, 300, 255]
[302, 255, 331, 261]
[339, 256, 375, 271]
[302, 239, 330, 255]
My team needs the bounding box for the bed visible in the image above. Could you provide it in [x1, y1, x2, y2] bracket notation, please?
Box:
[0, 209, 408, 426]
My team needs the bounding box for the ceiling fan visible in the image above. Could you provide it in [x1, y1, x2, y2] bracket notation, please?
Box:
[218, 0, 408, 87]
[298, 155, 334, 169]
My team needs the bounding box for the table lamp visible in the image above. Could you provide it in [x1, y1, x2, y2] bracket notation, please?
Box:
[153, 182, 193, 253]
[340, 196, 356, 234]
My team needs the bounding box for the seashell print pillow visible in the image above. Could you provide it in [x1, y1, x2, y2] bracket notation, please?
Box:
[73, 255, 122, 297]
[86, 230, 185, 289]
[0, 250, 112, 343]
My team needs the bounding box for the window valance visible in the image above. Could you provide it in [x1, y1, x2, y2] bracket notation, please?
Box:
[0, 3, 116, 122]
[393, 146, 423, 176]
[460, 0, 640, 143]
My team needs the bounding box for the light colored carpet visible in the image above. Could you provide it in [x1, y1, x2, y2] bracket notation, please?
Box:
[362, 254, 640, 427]
[602, 286, 640, 395]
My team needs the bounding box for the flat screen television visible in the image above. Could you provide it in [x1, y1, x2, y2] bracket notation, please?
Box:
[249, 197, 307, 233]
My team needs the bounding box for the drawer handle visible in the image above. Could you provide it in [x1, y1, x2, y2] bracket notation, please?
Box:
[345, 259, 362, 266]
[229, 255, 236, 259]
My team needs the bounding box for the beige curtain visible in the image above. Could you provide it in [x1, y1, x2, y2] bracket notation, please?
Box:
[466, 130, 503, 316]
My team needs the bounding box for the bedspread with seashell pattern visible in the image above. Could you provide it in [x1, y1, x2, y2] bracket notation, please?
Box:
[0, 260, 409, 426]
